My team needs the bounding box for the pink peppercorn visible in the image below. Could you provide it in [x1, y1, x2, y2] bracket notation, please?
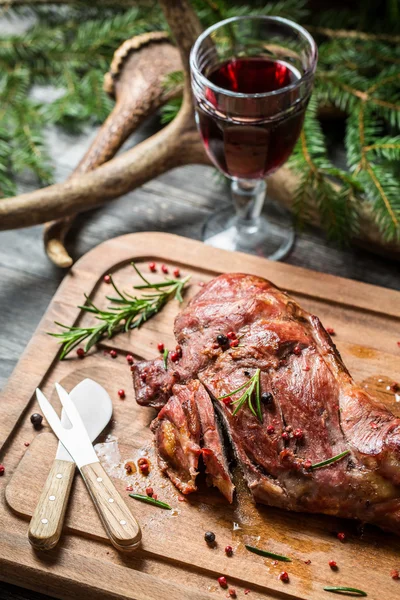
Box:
[126, 485, 133, 492]
[294, 428, 304, 440]
[146, 487, 154, 497]
[24, 442, 30, 447]
[228, 590, 237, 598]
[225, 545, 233, 557]
[76, 347, 85, 358]
[326, 327, 335, 335]
[149, 262, 156, 272]
[337, 532, 346, 542]
[391, 569, 400, 580]
[227, 332, 236, 340]
[329, 560, 338, 569]
[281, 431, 290, 441]
[303, 365, 310, 372]
[293, 344, 302, 355]
[161, 264, 169, 274]
[110, 349, 117, 358]
[279, 571, 289, 583]
[0, 465, 5, 476]
[267, 425, 275, 435]
[104, 274, 111, 284]
[157, 342, 165, 353]
[170, 351, 179, 362]
[230, 339, 239, 348]
[126, 354, 134, 365]
[218, 576, 228, 589]
[173, 268, 180, 278]
[118, 389, 125, 399]
[304, 459, 312, 470]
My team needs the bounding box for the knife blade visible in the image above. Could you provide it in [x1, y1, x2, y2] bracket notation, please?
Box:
[35, 383, 141, 551]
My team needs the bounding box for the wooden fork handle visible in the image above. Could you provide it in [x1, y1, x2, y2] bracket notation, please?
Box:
[29, 459, 75, 550]
[80, 462, 141, 551]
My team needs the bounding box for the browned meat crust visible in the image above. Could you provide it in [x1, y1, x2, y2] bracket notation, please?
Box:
[133, 273, 400, 533]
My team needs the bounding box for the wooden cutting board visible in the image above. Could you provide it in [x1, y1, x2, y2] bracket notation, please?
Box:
[1, 232, 400, 600]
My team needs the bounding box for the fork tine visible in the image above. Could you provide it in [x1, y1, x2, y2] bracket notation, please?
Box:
[55, 383, 87, 434]
[36, 388, 65, 441]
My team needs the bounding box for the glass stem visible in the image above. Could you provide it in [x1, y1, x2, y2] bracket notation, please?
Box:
[231, 179, 266, 235]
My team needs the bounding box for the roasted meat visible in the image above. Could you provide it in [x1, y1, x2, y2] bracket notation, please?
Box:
[133, 273, 400, 534]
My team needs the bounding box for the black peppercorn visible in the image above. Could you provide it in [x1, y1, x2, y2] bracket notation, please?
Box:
[30, 413, 43, 429]
[204, 531, 216, 544]
[216, 334, 228, 346]
[261, 392, 273, 405]
[244, 371, 250, 377]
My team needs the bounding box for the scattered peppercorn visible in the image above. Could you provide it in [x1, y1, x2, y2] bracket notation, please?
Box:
[152, 493, 158, 500]
[217, 334, 229, 346]
[390, 569, 399, 580]
[30, 413, 43, 429]
[157, 342, 165, 353]
[228, 589, 237, 598]
[178, 496, 186, 502]
[326, 327, 335, 335]
[110, 349, 117, 358]
[227, 332, 236, 340]
[281, 432, 290, 441]
[225, 545, 233, 556]
[337, 532, 346, 542]
[149, 262, 156, 272]
[138, 457, 150, 475]
[293, 344, 302, 355]
[146, 487, 154, 497]
[272, 560, 278, 566]
[279, 571, 289, 583]
[389, 381, 399, 393]
[0, 464, 5, 476]
[125, 463, 133, 474]
[76, 347, 85, 358]
[24, 442, 30, 447]
[244, 590, 250, 595]
[205, 531, 216, 544]
[170, 351, 179, 362]
[161, 264, 169, 274]
[303, 365, 310, 372]
[212, 343, 220, 349]
[397, 341, 400, 347]
[294, 428, 304, 440]
[230, 339, 239, 348]
[126, 485, 133, 491]
[244, 371, 250, 376]
[218, 576, 227, 588]
[175, 345, 182, 357]
[304, 459, 312, 470]
[267, 425, 275, 435]
[329, 560, 338, 569]
[304, 559, 312, 565]
[104, 274, 111, 284]
[173, 268, 180, 278]
[118, 389, 125, 399]
[261, 392, 273, 405]
[126, 354, 134, 365]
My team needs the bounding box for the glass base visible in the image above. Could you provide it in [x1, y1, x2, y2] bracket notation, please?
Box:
[202, 199, 295, 261]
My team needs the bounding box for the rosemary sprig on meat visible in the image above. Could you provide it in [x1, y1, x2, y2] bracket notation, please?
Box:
[129, 493, 171, 510]
[49, 263, 190, 359]
[218, 369, 263, 422]
[245, 544, 291, 562]
[311, 450, 350, 470]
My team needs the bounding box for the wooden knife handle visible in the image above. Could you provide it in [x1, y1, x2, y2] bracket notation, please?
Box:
[80, 462, 141, 551]
[28, 459, 75, 550]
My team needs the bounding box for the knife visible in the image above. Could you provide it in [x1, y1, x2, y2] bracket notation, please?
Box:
[29, 379, 113, 550]
[33, 382, 142, 552]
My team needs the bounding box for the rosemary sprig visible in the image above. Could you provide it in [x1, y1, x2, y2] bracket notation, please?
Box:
[129, 493, 171, 510]
[323, 586, 367, 597]
[218, 369, 263, 422]
[311, 450, 350, 470]
[49, 263, 190, 359]
[245, 544, 291, 562]
[163, 348, 169, 370]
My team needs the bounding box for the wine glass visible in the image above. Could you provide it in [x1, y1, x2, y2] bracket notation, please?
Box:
[190, 16, 317, 260]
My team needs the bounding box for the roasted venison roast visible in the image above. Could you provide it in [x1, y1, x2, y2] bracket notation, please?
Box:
[133, 273, 400, 534]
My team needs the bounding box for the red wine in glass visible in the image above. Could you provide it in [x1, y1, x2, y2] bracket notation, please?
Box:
[196, 57, 309, 180]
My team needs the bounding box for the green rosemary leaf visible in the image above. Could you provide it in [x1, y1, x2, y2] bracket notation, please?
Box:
[218, 380, 251, 399]
[311, 450, 351, 470]
[245, 545, 291, 562]
[129, 493, 171, 510]
[163, 348, 169, 370]
[323, 586, 367, 597]
[218, 369, 263, 422]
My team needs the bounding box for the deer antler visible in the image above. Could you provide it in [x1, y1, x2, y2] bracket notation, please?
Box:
[43, 31, 182, 267]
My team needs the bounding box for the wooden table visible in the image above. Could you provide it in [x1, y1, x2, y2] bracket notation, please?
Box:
[1, 18, 399, 599]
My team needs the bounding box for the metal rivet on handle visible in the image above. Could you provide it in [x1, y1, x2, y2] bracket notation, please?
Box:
[41, 518, 48, 524]
[49, 495, 56, 501]
[56, 473, 63, 479]
[120, 520, 126, 525]
[108, 498, 114, 503]
[97, 477, 103, 482]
